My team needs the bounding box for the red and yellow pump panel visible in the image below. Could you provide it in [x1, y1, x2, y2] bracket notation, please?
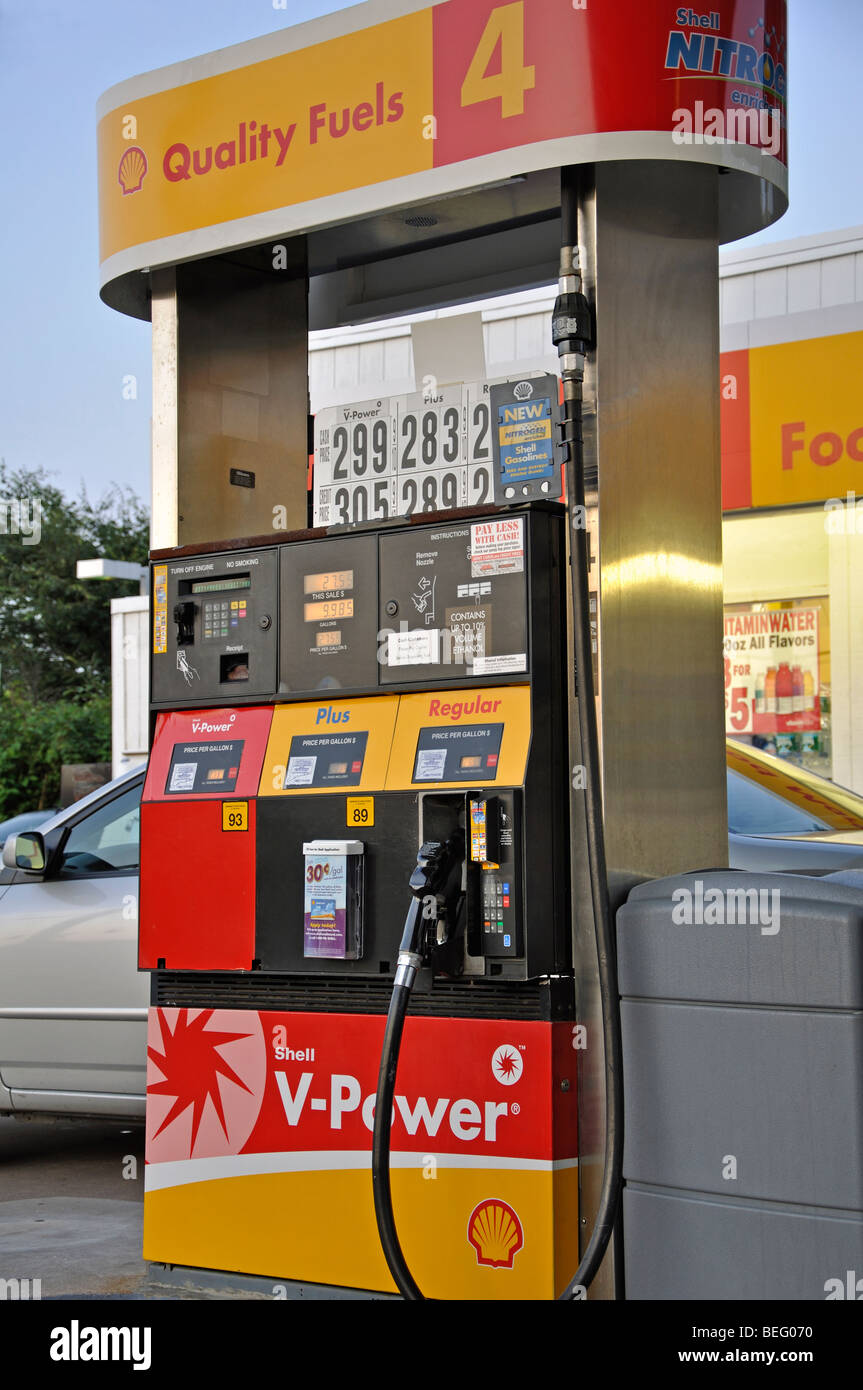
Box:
[140, 706, 274, 971]
[143, 1008, 579, 1299]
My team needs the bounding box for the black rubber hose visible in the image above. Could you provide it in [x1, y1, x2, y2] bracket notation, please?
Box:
[371, 897, 425, 1300]
[556, 165, 625, 1300]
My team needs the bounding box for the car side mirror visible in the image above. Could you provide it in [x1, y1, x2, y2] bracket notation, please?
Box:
[6, 831, 47, 872]
[3, 828, 64, 875]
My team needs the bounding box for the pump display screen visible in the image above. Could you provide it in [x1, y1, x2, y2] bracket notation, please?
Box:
[191, 577, 251, 594]
[303, 571, 354, 593]
[283, 732, 369, 788]
[166, 740, 245, 794]
[413, 724, 504, 782]
[304, 599, 354, 622]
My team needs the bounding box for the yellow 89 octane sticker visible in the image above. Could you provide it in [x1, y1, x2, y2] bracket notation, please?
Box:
[346, 796, 374, 828]
[222, 801, 249, 832]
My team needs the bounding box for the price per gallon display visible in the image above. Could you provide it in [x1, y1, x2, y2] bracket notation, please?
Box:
[313, 377, 545, 526]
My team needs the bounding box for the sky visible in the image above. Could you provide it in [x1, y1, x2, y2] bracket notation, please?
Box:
[0, 0, 861, 507]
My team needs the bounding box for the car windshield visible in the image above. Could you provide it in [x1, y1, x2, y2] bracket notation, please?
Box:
[728, 770, 836, 836]
[726, 740, 863, 834]
[60, 783, 141, 874]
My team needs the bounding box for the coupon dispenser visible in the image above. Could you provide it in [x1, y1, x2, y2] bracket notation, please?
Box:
[141, 505, 568, 982]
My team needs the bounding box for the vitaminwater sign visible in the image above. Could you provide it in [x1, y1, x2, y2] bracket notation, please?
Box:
[724, 608, 820, 735]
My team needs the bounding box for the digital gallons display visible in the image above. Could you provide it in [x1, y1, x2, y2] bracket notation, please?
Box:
[304, 599, 354, 622]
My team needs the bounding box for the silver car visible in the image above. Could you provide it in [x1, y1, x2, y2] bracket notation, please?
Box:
[0, 767, 147, 1121]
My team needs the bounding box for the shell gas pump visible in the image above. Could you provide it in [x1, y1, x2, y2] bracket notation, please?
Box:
[140, 500, 594, 1299]
[100, 0, 791, 1308]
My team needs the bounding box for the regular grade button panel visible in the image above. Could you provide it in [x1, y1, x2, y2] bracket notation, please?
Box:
[385, 686, 531, 791]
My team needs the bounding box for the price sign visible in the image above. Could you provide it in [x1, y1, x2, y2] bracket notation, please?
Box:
[313, 375, 553, 526]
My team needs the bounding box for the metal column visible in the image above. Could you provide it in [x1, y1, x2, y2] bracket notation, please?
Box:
[574, 160, 728, 1298]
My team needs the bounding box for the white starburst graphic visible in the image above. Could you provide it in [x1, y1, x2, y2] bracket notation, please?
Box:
[491, 1044, 523, 1086]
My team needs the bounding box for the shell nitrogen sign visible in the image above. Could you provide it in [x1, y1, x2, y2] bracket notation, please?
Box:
[98, 0, 787, 296]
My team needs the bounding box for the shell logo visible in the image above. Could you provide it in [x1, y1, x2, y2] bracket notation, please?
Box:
[118, 146, 148, 196]
[467, 1199, 524, 1269]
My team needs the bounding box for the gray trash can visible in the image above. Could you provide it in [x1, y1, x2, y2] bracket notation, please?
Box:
[617, 870, 863, 1300]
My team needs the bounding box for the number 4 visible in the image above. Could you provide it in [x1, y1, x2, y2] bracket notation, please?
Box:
[461, 2, 536, 119]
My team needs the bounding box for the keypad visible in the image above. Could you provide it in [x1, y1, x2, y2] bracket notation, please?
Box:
[203, 599, 248, 640]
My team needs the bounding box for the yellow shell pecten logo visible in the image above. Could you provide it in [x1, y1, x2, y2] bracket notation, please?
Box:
[467, 1199, 524, 1269]
[118, 146, 148, 196]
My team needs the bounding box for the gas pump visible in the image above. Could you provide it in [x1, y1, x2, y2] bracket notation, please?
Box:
[102, 0, 789, 1304]
[141, 502, 585, 1299]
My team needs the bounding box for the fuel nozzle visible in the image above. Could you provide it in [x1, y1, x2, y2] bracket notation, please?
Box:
[396, 831, 465, 988]
[409, 836, 462, 897]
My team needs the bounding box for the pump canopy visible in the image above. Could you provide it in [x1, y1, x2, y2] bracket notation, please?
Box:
[98, 0, 788, 324]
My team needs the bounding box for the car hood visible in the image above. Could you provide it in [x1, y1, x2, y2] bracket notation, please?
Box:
[749, 829, 863, 846]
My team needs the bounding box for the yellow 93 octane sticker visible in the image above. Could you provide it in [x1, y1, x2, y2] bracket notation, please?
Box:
[222, 801, 249, 832]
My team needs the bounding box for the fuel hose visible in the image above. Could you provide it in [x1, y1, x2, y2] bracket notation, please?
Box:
[371, 836, 463, 1300]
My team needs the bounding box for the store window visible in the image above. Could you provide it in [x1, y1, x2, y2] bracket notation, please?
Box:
[723, 597, 831, 778]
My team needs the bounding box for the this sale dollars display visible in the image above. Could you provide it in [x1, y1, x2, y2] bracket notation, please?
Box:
[724, 609, 821, 735]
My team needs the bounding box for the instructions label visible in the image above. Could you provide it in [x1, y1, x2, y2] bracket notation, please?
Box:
[153, 565, 168, 655]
